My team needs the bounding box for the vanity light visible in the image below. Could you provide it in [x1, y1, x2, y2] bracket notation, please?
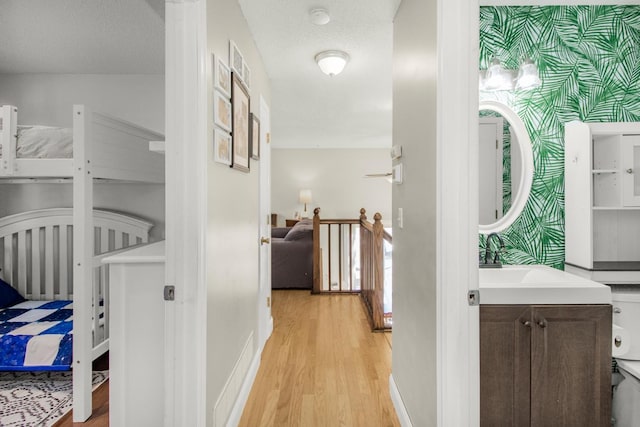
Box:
[315, 50, 350, 76]
[479, 57, 541, 92]
[515, 57, 541, 91]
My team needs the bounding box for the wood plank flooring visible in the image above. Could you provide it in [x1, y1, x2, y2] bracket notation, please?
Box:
[239, 290, 399, 427]
[53, 290, 397, 426]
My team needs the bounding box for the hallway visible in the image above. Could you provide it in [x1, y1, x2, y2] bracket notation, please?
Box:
[239, 290, 399, 427]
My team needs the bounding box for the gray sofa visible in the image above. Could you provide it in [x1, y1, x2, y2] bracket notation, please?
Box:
[271, 219, 313, 289]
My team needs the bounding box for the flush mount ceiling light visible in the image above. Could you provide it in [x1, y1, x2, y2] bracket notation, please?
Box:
[309, 8, 330, 25]
[479, 57, 541, 92]
[315, 50, 350, 76]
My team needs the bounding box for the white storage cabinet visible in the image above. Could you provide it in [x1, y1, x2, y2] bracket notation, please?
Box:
[565, 121, 640, 283]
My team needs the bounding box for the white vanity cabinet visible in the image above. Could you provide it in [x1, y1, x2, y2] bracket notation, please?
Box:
[565, 121, 640, 283]
[103, 241, 166, 427]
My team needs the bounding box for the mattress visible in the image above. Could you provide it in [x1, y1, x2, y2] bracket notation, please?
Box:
[0, 125, 73, 159]
[0, 300, 73, 371]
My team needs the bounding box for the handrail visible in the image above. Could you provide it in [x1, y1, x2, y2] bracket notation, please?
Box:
[312, 207, 392, 330]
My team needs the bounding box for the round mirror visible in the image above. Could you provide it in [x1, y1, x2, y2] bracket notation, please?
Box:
[478, 100, 533, 234]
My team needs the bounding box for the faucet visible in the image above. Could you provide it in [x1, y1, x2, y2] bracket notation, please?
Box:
[481, 232, 505, 268]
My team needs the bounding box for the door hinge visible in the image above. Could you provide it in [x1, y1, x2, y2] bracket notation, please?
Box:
[468, 290, 480, 306]
[164, 285, 175, 301]
[267, 297, 271, 307]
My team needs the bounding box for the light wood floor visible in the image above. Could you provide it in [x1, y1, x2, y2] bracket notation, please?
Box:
[53, 290, 397, 426]
[239, 290, 399, 427]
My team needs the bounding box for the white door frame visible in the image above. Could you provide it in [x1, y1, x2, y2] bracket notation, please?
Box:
[164, 0, 208, 425]
[258, 95, 273, 349]
[437, 0, 478, 425]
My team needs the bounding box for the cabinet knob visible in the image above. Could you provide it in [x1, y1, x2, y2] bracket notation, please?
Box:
[626, 168, 633, 174]
[537, 319, 547, 328]
[522, 320, 531, 328]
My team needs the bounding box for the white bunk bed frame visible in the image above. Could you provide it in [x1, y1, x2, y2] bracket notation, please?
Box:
[0, 105, 164, 421]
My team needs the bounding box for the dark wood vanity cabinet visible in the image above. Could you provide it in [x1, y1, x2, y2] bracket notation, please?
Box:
[480, 304, 612, 427]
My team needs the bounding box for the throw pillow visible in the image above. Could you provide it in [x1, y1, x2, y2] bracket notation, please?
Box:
[0, 277, 26, 309]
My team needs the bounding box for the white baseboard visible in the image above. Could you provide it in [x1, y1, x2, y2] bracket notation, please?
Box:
[226, 342, 261, 427]
[389, 374, 413, 427]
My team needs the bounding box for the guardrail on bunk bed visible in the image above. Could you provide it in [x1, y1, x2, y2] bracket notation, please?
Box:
[312, 208, 392, 330]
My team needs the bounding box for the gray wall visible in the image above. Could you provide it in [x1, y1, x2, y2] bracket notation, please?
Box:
[271, 148, 392, 226]
[0, 74, 165, 241]
[205, 0, 271, 424]
[392, 0, 438, 424]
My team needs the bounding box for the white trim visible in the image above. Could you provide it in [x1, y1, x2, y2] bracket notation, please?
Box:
[389, 374, 413, 427]
[226, 348, 262, 427]
[436, 0, 478, 426]
[164, 0, 208, 425]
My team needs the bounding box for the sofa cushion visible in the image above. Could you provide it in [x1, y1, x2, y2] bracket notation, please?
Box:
[283, 219, 313, 241]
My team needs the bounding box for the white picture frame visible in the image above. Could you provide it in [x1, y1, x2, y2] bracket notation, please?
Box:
[242, 61, 251, 90]
[229, 40, 244, 80]
[214, 128, 232, 165]
[214, 91, 232, 132]
[213, 54, 231, 98]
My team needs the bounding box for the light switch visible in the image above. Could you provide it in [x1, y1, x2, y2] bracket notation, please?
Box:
[393, 164, 403, 184]
[398, 208, 403, 229]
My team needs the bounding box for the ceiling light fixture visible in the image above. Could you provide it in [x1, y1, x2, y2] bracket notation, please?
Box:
[479, 57, 541, 92]
[315, 50, 350, 77]
[309, 8, 330, 25]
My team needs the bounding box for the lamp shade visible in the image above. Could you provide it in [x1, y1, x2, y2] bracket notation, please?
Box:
[483, 58, 514, 91]
[515, 58, 541, 90]
[299, 189, 312, 204]
[315, 50, 349, 76]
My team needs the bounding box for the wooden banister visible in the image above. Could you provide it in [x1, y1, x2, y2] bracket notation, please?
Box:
[312, 207, 392, 329]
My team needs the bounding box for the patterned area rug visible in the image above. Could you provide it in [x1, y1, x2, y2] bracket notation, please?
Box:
[0, 370, 108, 426]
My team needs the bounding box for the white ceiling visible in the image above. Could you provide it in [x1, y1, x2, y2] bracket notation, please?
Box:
[239, 0, 400, 149]
[0, 0, 164, 74]
[0, 0, 398, 149]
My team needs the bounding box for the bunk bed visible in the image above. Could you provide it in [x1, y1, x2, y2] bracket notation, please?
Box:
[0, 104, 164, 421]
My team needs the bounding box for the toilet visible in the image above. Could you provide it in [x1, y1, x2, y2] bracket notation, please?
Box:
[612, 288, 640, 427]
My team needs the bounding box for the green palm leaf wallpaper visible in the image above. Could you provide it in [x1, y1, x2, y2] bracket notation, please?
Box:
[480, 6, 640, 269]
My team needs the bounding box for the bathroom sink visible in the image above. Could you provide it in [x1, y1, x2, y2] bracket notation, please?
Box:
[479, 264, 611, 305]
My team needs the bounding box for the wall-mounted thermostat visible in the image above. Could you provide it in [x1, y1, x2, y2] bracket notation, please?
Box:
[390, 145, 402, 160]
[393, 163, 403, 184]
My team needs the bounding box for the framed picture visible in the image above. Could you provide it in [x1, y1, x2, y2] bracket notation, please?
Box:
[214, 91, 232, 132]
[229, 40, 244, 80]
[231, 72, 250, 172]
[249, 113, 260, 160]
[213, 128, 232, 165]
[242, 61, 251, 90]
[213, 54, 231, 98]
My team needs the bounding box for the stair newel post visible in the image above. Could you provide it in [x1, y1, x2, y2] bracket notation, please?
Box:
[372, 213, 385, 330]
[359, 209, 367, 297]
[312, 208, 321, 294]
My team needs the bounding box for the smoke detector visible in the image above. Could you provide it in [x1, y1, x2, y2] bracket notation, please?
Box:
[309, 8, 330, 25]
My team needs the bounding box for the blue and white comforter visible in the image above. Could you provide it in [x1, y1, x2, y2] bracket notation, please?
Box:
[0, 300, 73, 371]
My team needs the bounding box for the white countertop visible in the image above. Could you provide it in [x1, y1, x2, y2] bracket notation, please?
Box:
[102, 240, 165, 264]
[479, 264, 611, 305]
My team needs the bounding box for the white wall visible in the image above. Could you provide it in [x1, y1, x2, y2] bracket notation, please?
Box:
[205, 0, 270, 424]
[391, 0, 438, 425]
[271, 148, 391, 226]
[0, 74, 165, 241]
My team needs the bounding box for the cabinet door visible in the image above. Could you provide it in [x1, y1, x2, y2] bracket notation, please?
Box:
[530, 305, 611, 427]
[480, 305, 531, 427]
[621, 135, 640, 206]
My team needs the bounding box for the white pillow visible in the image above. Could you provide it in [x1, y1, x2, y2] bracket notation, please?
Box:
[16, 125, 73, 158]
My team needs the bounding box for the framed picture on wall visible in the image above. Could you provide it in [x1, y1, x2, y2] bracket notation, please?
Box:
[229, 40, 244, 80]
[213, 128, 232, 165]
[249, 113, 260, 160]
[213, 54, 231, 98]
[242, 61, 251, 90]
[231, 72, 250, 172]
[213, 91, 232, 132]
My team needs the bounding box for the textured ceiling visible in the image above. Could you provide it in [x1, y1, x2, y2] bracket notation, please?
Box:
[0, 0, 398, 149]
[239, 0, 400, 148]
[0, 0, 164, 74]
